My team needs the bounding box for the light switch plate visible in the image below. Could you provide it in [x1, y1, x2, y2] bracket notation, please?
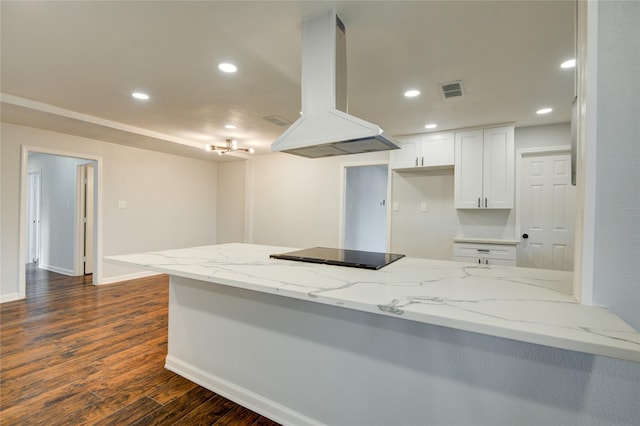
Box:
[393, 202, 399, 211]
[421, 202, 428, 212]
[117, 200, 127, 209]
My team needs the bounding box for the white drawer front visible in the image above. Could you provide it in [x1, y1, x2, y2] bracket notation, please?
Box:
[453, 243, 517, 261]
[453, 255, 516, 267]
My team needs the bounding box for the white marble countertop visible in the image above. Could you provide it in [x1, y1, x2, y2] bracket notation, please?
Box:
[106, 243, 640, 363]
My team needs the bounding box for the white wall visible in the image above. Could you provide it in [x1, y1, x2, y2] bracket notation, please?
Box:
[27, 153, 93, 275]
[515, 122, 571, 150]
[100, 141, 217, 277]
[247, 151, 389, 248]
[0, 123, 218, 300]
[591, 0, 640, 330]
[216, 161, 246, 243]
[390, 169, 460, 258]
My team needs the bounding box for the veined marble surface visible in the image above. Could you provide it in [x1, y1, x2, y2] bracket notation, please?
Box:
[106, 243, 640, 363]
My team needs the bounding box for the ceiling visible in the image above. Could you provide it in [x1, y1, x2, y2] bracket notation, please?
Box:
[1, 1, 575, 162]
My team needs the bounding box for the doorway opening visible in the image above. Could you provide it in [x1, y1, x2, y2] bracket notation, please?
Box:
[342, 163, 390, 252]
[19, 146, 102, 299]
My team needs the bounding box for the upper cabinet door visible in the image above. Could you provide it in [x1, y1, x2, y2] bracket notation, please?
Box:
[454, 129, 484, 208]
[454, 126, 514, 209]
[483, 126, 514, 208]
[419, 132, 455, 167]
[390, 132, 454, 170]
[389, 136, 420, 169]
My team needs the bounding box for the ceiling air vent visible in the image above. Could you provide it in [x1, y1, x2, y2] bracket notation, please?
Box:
[262, 115, 291, 127]
[439, 81, 464, 99]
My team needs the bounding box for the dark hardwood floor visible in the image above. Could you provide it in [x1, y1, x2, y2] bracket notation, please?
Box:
[0, 265, 281, 426]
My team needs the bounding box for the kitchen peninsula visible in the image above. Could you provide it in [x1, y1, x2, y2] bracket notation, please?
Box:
[107, 243, 640, 426]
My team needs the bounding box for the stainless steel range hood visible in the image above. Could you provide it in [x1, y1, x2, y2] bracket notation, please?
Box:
[271, 10, 399, 158]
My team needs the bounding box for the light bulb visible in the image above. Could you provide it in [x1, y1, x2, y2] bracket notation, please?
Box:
[218, 63, 237, 73]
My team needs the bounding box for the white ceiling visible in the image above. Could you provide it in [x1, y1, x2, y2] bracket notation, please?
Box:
[1, 1, 575, 162]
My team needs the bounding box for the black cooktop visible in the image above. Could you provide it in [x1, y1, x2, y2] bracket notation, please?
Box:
[270, 247, 405, 270]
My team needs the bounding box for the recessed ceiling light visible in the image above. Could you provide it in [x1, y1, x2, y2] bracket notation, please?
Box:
[131, 92, 149, 100]
[537, 107, 553, 115]
[404, 90, 420, 98]
[224, 124, 237, 129]
[560, 59, 576, 69]
[218, 63, 237, 73]
[424, 123, 437, 129]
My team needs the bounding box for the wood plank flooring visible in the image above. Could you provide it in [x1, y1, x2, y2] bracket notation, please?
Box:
[0, 266, 281, 426]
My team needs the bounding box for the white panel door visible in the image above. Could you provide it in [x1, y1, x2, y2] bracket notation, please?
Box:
[83, 165, 95, 274]
[519, 152, 576, 270]
[26, 171, 41, 264]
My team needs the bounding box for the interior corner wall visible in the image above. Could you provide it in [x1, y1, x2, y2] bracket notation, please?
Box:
[390, 168, 460, 259]
[0, 122, 218, 299]
[591, 0, 640, 330]
[216, 160, 246, 243]
[248, 151, 389, 249]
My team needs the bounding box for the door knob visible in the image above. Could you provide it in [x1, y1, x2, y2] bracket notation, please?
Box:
[522, 233, 529, 239]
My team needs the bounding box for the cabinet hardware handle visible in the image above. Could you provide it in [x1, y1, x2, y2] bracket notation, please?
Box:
[522, 233, 529, 239]
[485, 197, 488, 208]
[477, 249, 490, 253]
[421, 156, 424, 166]
[485, 259, 489, 265]
[477, 197, 481, 208]
[478, 259, 481, 264]
[415, 157, 418, 167]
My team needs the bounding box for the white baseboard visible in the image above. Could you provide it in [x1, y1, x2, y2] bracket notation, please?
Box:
[0, 292, 22, 304]
[98, 270, 161, 285]
[39, 263, 75, 276]
[165, 355, 322, 426]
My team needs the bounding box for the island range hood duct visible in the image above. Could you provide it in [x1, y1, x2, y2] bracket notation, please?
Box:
[271, 10, 399, 158]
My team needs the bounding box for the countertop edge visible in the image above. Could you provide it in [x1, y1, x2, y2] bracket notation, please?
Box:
[104, 245, 640, 364]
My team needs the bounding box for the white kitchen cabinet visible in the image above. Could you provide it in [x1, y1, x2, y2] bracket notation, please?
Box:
[453, 242, 517, 266]
[454, 126, 514, 209]
[390, 132, 454, 170]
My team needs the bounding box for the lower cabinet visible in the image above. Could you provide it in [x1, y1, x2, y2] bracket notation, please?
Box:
[453, 242, 517, 266]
